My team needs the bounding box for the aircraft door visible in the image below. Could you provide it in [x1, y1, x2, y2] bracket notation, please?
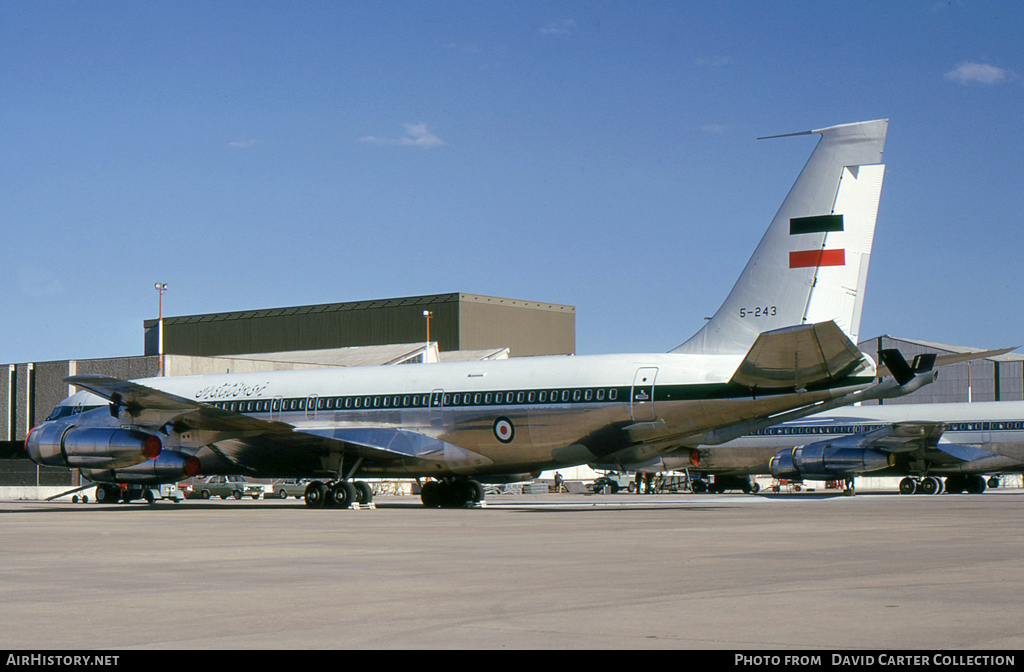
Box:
[631, 367, 658, 422]
[429, 389, 445, 428]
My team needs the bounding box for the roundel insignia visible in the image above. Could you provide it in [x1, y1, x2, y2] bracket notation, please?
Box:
[493, 417, 515, 443]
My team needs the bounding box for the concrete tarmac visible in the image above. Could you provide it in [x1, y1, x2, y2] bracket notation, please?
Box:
[2, 490, 1023, 650]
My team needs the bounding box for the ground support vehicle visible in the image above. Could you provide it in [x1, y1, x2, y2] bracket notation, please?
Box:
[87, 482, 186, 503]
[588, 473, 636, 494]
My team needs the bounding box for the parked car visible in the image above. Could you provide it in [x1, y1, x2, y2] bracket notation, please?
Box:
[186, 475, 263, 500]
[588, 473, 636, 494]
[270, 479, 308, 499]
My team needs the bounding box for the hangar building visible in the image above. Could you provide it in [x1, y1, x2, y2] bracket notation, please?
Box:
[143, 293, 575, 359]
[857, 336, 1024, 405]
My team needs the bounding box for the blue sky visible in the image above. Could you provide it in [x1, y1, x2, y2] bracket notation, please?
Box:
[2, 1, 1022, 362]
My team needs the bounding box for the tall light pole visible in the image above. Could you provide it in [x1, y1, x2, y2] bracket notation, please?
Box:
[155, 283, 168, 376]
[423, 310, 433, 363]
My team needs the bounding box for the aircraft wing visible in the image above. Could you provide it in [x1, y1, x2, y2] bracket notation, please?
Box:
[827, 420, 1003, 466]
[872, 347, 1018, 379]
[64, 374, 445, 465]
[859, 421, 947, 453]
[67, 374, 293, 433]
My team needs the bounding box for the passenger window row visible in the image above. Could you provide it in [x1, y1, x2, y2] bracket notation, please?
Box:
[207, 387, 624, 414]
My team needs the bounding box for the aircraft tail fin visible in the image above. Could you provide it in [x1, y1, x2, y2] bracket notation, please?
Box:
[673, 119, 887, 355]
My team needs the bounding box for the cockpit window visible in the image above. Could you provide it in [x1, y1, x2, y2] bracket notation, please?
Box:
[44, 405, 102, 422]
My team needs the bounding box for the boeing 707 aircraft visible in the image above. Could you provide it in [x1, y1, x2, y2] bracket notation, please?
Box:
[27, 119, 932, 508]
[646, 400, 1024, 496]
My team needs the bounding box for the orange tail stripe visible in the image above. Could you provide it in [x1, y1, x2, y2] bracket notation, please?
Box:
[789, 249, 845, 268]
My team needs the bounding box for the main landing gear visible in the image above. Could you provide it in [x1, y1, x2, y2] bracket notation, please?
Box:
[303, 480, 375, 509]
[899, 475, 988, 495]
[419, 479, 485, 509]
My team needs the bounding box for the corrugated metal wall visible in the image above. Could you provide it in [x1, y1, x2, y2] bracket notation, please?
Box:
[145, 294, 463, 357]
[460, 296, 575, 356]
[858, 336, 1024, 405]
[144, 293, 575, 358]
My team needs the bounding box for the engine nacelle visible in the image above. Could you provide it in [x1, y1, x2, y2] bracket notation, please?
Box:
[769, 442, 894, 481]
[26, 425, 161, 470]
[82, 450, 201, 484]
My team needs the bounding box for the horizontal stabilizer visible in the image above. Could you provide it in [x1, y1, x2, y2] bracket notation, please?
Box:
[729, 320, 867, 390]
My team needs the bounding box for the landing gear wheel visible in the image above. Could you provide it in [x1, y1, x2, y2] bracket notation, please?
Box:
[468, 480, 485, 504]
[420, 481, 443, 508]
[919, 477, 940, 495]
[329, 482, 357, 508]
[987, 476, 1000, 489]
[354, 481, 374, 506]
[444, 480, 471, 508]
[899, 477, 917, 495]
[304, 481, 328, 508]
[944, 475, 965, 494]
[966, 474, 987, 494]
[95, 484, 120, 504]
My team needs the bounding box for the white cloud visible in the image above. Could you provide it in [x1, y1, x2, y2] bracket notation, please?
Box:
[945, 62, 1009, 85]
[359, 123, 445, 149]
[539, 19, 576, 36]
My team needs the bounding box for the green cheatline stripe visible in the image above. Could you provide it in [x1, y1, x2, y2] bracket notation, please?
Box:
[790, 214, 843, 235]
[205, 375, 877, 414]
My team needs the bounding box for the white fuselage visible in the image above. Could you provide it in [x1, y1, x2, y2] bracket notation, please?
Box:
[683, 401, 1024, 476]
[56, 351, 875, 480]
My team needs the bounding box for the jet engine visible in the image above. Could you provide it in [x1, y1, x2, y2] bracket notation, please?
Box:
[769, 441, 894, 481]
[81, 450, 202, 484]
[26, 425, 161, 470]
